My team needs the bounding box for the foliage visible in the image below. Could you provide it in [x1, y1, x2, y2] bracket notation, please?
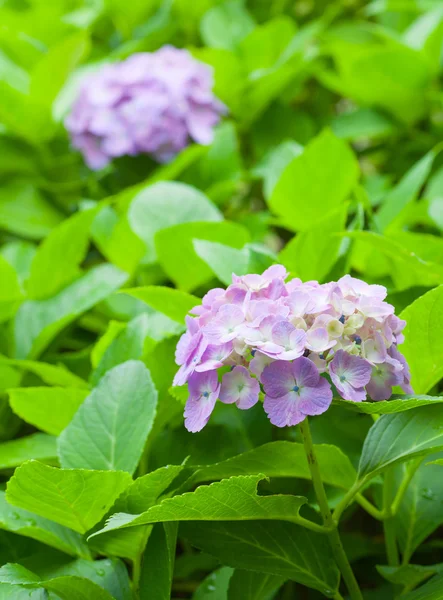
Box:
[1, 0, 443, 599]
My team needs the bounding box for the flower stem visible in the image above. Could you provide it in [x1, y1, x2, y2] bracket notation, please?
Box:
[299, 418, 363, 600]
[383, 468, 400, 567]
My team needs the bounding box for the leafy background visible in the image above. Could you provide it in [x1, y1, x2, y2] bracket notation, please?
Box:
[2, 0, 443, 598]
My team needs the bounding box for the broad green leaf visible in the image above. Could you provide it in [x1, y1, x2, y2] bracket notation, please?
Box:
[0, 181, 62, 240]
[377, 563, 443, 591]
[253, 140, 303, 199]
[279, 205, 348, 282]
[58, 360, 157, 474]
[91, 475, 308, 538]
[0, 584, 45, 599]
[121, 287, 200, 324]
[30, 31, 90, 109]
[1, 241, 36, 286]
[13, 264, 128, 359]
[376, 150, 436, 231]
[228, 570, 284, 599]
[0, 491, 89, 558]
[394, 457, 443, 562]
[156, 221, 250, 291]
[239, 16, 296, 73]
[181, 520, 339, 595]
[6, 461, 131, 534]
[139, 523, 177, 600]
[27, 208, 97, 300]
[400, 285, 443, 393]
[193, 567, 233, 599]
[335, 396, 443, 414]
[0, 564, 41, 585]
[402, 572, 443, 599]
[8, 388, 88, 435]
[0, 256, 22, 323]
[194, 240, 249, 285]
[186, 441, 356, 490]
[358, 405, 443, 480]
[0, 434, 57, 470]
[331, 107, 395, 140]
[200, 0, 255, 51]
[128, 182, 222, 261]
[0, 358, 88, 389]
[269, 129, 359, 231]
[40, 576, 115, 600]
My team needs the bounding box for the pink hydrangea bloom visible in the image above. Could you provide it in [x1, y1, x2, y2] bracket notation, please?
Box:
[66, 46, 226, 169]
[173, 265, 412, 431]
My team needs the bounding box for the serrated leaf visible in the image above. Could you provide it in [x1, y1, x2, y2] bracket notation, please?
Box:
[334, 396, 443, 415]
[181, 520, 339, 595]
[0, 358, 88, 389]
[358, 405, 443, 480]
[6, 461, 132, 534]
[58, 360, 157, 474]
[0, 491, 89, 558]
[13, 264, 128, 359]
[121, 287, 200, 324]
[91, 475, 308, 538]
[8, 388, 88, 435]
[0, 434, 57, 470]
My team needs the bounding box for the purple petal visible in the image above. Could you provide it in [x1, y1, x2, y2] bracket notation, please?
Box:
[291, 356, 321, 388]
[261, 361, 295, 398]
[219, 366, 260, 409]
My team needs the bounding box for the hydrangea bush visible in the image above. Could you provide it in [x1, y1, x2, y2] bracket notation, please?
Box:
[66, 46, 226, 168]
[175, 266, 412, 431]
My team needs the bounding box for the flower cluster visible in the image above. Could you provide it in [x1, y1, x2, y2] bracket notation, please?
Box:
[173, 266, 412, 432]
[66, 46, 226, 169]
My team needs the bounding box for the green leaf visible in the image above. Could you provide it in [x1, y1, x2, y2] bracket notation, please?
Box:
[279, 205, 348, 282]
[334, 396, 443, 415]
[121, 287, 200, 324]
[192, 567, 233, 599]
[194, 241, 250, 285]
[228, 570, 284, 599]
[377, 563, 443, 591]
[0, 584, 45, 599]
[394, 458, 443, 563]
[58, 360, 157, 474]
[128, 182, 222, 262]
[0, 256, 22, 323]
[0, 181, 63, 240]
[0, 358, 88, 389]
[91, 475, 309, 538]
[27, 208, 98, 300]
[0, 563, 42, 585]
[6, 461, 132, 534]
[253, 140, 303, 199]
[0, 434, 57, 470]
[0, 491, 89, 558]
[139, 523, 177, 600]
[331, 107, 395, 141]
[376, 149, 436, 231]
[1, 241, 36, 286]
[402, 572, 443, 599]
[181, 520, 339, 595]
[358, 405, 443, 480]
[269, 129, 359, 231]
[13, 264, 128, 359]
[156, 221, 250, 291]
[8, 388, 88, 435]
[41, 576, 115, 600]
[200, 0, 255, 51]
[400, 285, 443, 394]
[186, 441, 356, 490]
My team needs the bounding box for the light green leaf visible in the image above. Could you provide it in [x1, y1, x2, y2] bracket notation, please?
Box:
[192, 567, 233, 599]
[121, 287, 200, 324]
[156, 221, 250, 291]
[13, 264, 128, 359]
[139, 523, 177, 600]
[194, 241, 250, 285]
[1, 241, 36, 286]
[279, 205, 348, 282]
[0, 181, 63, 240]
[27, 208, 98, 300]
[58, 360, 157, 474]
[253, 140, 303, 199]
[228, 570, 285, 600]
[91, 475, 309, 538]
[0, 256, 22, 323]
[8, 388, 88, 436]
[0, 563, 41, 585]
[181, 520, 339, 595]
[377, 563, 443, 591]
[358, 405, 443, 480]
[331, 107, 395, 141]
[0, 358, 88, 389]
[0, 584, 45, 599]
[400, 285, 443, 394]
[335, 396, 443, 415]
[200, 0, 255, 51]
[6, 461, 132, 534]
[0, 491, 89, 558]
[186, 441, 356, 491]
[269, 129, 359, 231]
[0, 434, 57, 470]
[41, 576, 115, 600]
[128, 182, 222, 262]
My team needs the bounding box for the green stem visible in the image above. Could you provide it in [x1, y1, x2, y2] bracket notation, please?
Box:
[132, 554, 142, 599]
[299, 418, 363, 600]
[355, 493, 385, 521]
[391, 458, 422, 516]
[333, 480, 365, 523]
[383, 469, 400, 567]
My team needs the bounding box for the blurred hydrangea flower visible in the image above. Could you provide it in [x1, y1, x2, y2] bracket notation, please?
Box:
[65, 46, 226, 169]
[174, 266, 412, 432]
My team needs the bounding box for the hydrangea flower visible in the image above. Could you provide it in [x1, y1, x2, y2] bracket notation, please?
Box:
[66, 46, 226, 169]
[173, 265, 412, 431]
